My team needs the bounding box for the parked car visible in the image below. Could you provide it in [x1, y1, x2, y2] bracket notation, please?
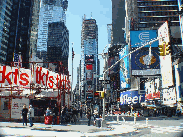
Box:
[113, 109, 122, 115]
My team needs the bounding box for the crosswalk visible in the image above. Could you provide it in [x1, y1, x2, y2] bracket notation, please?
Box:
[151, 126, 183, 133]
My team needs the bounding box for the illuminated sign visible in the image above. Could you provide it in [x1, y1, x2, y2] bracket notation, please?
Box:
[158, 21, 170, 45]
[120, 90, 145, 105]
[119, 45, 130, 89]
[163, 87, 176, 105]
[131, 48, 160, 75]
[160, 55, 173, 88]
[0, 66, 71, 90]
[130, 30, 158, 47]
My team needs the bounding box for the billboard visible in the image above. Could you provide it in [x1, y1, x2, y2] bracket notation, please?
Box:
[158, 21, 170, 45]
[85, 55, 94, 64]
[160, 55, 173, 88]
[119, 45, 130, 89]
[86, 64, 93, 70]
[175, 62, 183, 101]
[120, 90, 145, 105]
[145, 78, 160, 100]
[163, 87, 176, 105]
[131, 48, 160, 75]
[130, 30, 158, 47]
[108, 56, 119, 75]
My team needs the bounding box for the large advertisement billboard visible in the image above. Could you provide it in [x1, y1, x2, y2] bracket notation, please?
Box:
[131, 48, 160, 75]
[163, 87, 176, 105]
[158, 21, 170, 45]
[85, 55, 94, 64]
[160, 55, 174, 88]
[119, 45, 130, 89]
[174, 62, 183, 101]
[130, 30, 158, 48]
[145, 78, 160, 100]
[120, 90, 145, 105]
[108, 56, 119, 75]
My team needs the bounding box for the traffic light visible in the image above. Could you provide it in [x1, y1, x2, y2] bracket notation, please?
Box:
[159, 42, 165, 56]
[165, 43, 171, 55]
[100, 91, 104, 99]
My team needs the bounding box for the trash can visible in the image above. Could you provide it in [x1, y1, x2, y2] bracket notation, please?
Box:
[44, 116, 53, 124]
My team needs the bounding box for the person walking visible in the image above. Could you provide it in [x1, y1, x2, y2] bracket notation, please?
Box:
[22, 105, 28, 126]
[28, 105, 34, 127]
[52, 104, 59, 125]
[72, 108, 78, 124]
[93, 108, 99, 126]
[80, 108, 82, 118]
[87, 108, 91, 126]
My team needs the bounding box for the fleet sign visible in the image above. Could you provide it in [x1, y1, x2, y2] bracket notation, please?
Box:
[0, 65, 71, 91]
[120, 90, 145, 105]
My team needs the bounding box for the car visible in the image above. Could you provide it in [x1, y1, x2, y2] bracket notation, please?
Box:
[113, 109, 122, 115]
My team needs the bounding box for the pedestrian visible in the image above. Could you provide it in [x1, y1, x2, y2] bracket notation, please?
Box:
[28, 105, 34, 127]
[80, 108, 82, 118]
[93, 108, 99, 126]
[86, 108, 91, 126]
[52, 104, 59, 125]
[72, 108, 78, 124]
[22, 105, 28, 126]
[45, 107, 52, 116]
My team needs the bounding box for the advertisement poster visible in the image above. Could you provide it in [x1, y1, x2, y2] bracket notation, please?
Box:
[108, 56, 119, 75]
[120, 90, 145, 105]
[158, 21, 170, 45]
[131, 48, 160, 75]
[145, 78, 160, 100]
[130, 30, 158, 47]
[163, 88, 176, 105]
[175, 62, 183, 101]
[11, 98, 29, 119]
[160, 55, 173, 88]
[119, 45, 130, 89]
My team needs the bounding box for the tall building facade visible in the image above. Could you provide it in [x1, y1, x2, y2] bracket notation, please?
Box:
[5, 0, 40, 68]
[80, 17, 99, 103]
[37, 0, 68, 61]
[112, 0, 126, 45]
[0, 0, 13, 63]
[47, 21, 69, 74]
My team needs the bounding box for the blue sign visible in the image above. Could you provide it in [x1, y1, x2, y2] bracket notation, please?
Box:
[130, 30, 158, 47]
[120, 90, 145, 105]
[131, 48, 160, 70]
[119, 45, 130, 89]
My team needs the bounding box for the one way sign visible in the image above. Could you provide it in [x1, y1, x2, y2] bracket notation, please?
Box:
[99, 80, 110, 85]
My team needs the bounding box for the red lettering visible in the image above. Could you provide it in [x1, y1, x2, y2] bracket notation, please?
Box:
[13, 69, 18, 85]
[48, 76, 54, 88]
[56, 74, 59, 88]
[36, 67, 48, 86]
[19, 73, 29, 86]
[3, 66, 12, 84]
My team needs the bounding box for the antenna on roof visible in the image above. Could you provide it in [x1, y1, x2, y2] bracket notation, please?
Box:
[91, 12, 92, 19]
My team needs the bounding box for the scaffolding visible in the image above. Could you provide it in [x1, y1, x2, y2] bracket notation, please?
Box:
[0, 61, 71, 121]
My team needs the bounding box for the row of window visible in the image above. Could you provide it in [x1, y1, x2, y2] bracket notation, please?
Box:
[137, 1, 177, 6]
[138, 6, 178, 11]
[139, 17, 179, 22]
[138, 22, 179, 28]
[139, 12, 179, 17]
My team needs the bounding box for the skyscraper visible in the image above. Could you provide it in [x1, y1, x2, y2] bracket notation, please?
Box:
[37, 0, 68, 61]
[0, 0, 13, 64]
[47, 21, 69, 74]
[6, 0, 40, 68]
[80, 16, 99, 103]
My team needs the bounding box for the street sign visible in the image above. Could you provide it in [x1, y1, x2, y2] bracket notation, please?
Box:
[99, 80, 110, 84]
[94, 74, 103, 78]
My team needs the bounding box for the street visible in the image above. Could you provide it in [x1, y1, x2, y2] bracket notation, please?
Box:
[0, 116, 183, 137]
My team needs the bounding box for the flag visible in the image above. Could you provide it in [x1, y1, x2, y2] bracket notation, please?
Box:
[13, 52, 22, 67]
[72, 47, 75, 60]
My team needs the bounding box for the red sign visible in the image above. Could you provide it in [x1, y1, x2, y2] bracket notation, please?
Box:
[0, 66, 71, 91]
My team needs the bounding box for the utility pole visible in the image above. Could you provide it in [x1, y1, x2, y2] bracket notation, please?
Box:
[72, 43, 74, 105]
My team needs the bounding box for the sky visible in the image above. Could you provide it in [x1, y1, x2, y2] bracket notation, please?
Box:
[66, 0, 112, 90]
